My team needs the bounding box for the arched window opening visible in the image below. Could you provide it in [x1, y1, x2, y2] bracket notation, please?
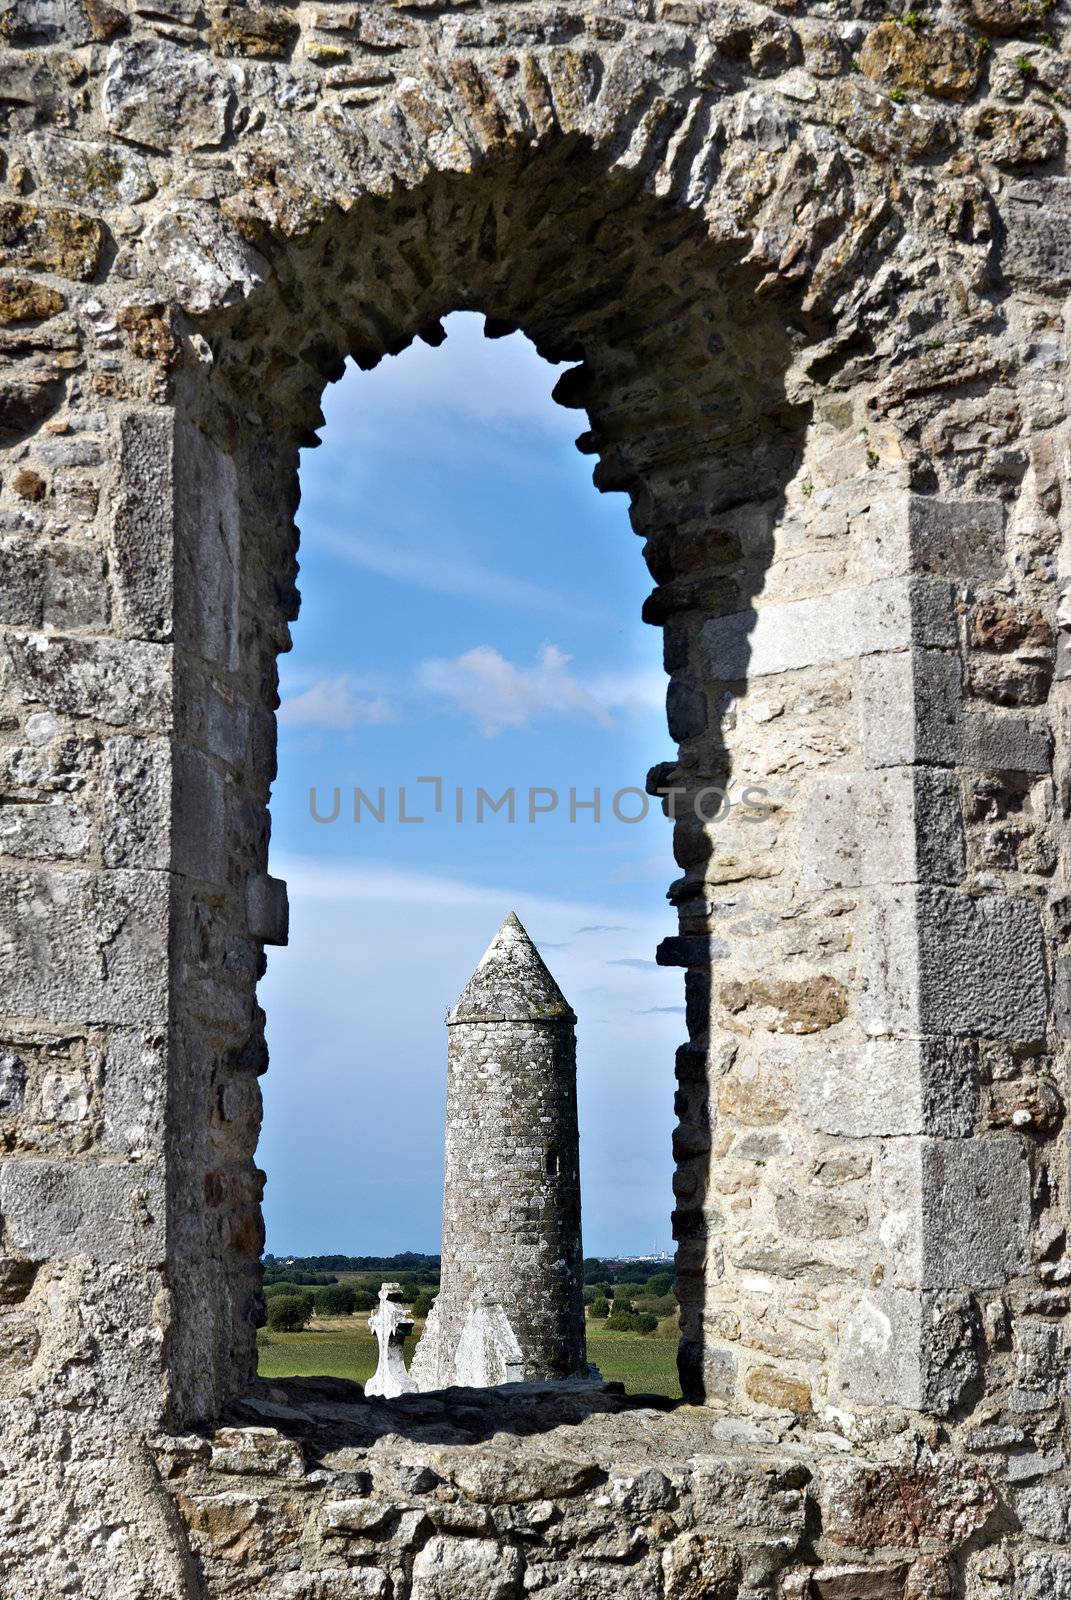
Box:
[258, 314, 682, 1398]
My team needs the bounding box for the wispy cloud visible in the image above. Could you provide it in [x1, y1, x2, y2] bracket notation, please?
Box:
[610, 958, 659, 971]
[316, 527, 577, 615]
[632, 1006, 686, 1015]
[278, 673, 398, 730]
[576, 924, 627, 935]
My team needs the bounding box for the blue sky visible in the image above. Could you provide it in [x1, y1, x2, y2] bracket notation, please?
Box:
[259, 313, 683, 1258]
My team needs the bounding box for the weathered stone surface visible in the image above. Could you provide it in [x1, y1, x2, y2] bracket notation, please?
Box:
[0, 276, 64, 323]
[411, 1535, 523, 1600]
[0, 1157, 165, 1262]
[1001, 179, 1071, 291]
[0, 201, 104, 280]
[701, 579, 955, 680]
[719, 976, 848, 1035]
[0, 868, 168, 1024]
[798, 769, 963, 891]
[662, 1532, 742, 1600]
[209, 6, 299, 58]
[27, 131, 154, 206]
[141, 203, 268, 313]
[969, 104, 1065, 170]
[0, 797, 89, 859]
[102, 40, 234, 150]
[861, 887, 1047, 1041]
[858, 22, 983, 102]
[745, 1364, 812, 1415]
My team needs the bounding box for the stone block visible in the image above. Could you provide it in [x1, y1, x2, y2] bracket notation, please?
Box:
[857, 650, 963, 767]
[662, 1532, 742, 1600]
[142, 203, 269, 316]
[0, 539, 44, 626]
[0, 797, 90, 860]
[27, 130, 154, 207]
[879, 1136, 1030, 1290]
[102, 1030, 165, 1157]
[798, 1039, 977, 1139]
[1014, 1483, 1071, 1541]
[0, 868, 168, 1026]
[0, 633, 171, 729]
[43, 542, 109, 631]
[173, 746, 226, 885]
[962, 711, 1052, 773]
[411, 1536, 523, 1600]
[522, 1561, 660, 1600]
[0, 199, 104, 280]
[836, 1288, 981, 1412]
[907, 499, 1004, 578]
[102, 736, 172, 869]
[39, 1068, 89, 1122]
[700, 578, 955, 680]
[0, 1157, 165, 1263]
[102, 39, 234, 151]
[799, 768, 963, 891]
[1001, 178, 1071, 291]
[1019, 1551, 1071, 1600]
[266, 1573, 390, 1599]
[246, 874, 288, 945]
[860, 887, 1047, 1042]
[666, 680, 707, 740]
[112, 411, 174, 642]
[174, 417, 240, 669]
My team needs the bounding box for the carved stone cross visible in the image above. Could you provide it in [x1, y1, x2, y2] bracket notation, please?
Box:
[366, 1283, 415, 1399]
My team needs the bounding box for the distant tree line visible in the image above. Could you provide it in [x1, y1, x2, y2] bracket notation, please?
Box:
[263, 1253, 440, 1274]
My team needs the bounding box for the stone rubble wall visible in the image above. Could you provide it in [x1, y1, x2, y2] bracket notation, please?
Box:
[0, 0, 1070, 1590]
[156, 1380, 1008, 1600]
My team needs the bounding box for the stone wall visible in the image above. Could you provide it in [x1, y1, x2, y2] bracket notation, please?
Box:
[159, 1377, 1004, 1600]
[1, 0, 1070, 1590]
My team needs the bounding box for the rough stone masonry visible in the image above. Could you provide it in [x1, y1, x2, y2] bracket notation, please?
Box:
[1, 0, 1071, 1591]
[410, 912, 588, 1390]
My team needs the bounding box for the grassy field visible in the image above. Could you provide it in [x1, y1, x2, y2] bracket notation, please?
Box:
[258, 1317, 681, 1399]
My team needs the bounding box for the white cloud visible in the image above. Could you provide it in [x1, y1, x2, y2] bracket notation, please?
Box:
[589, 666, 666, 719]
[320, 312, 573, 440]
[416, 644, 664, 737]
[418, 643, 610, 736]
[278, 673, 398, 730]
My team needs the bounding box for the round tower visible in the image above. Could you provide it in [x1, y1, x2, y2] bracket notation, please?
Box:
[411, 912, 588, 1389]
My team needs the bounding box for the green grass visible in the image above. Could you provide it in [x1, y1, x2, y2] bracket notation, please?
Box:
[258, 1322, 380, 1383]
[586, 1326, 680, 1399]
[257, 1318, 681, 1399]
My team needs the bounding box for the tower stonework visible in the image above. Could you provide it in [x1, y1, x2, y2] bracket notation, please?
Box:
[412, 913, 587, 1389]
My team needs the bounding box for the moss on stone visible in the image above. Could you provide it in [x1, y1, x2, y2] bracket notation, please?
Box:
[209, 7, 300, 59]
[0, 276, 65, 323]
[0, 203, 104, 281]
[859, 21, 984, 101]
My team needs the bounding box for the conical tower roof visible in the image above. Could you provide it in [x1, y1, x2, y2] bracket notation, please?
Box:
[447, 912, 576, 1024]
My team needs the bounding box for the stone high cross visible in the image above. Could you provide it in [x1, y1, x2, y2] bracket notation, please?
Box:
[366, 1283, 416, 1400]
